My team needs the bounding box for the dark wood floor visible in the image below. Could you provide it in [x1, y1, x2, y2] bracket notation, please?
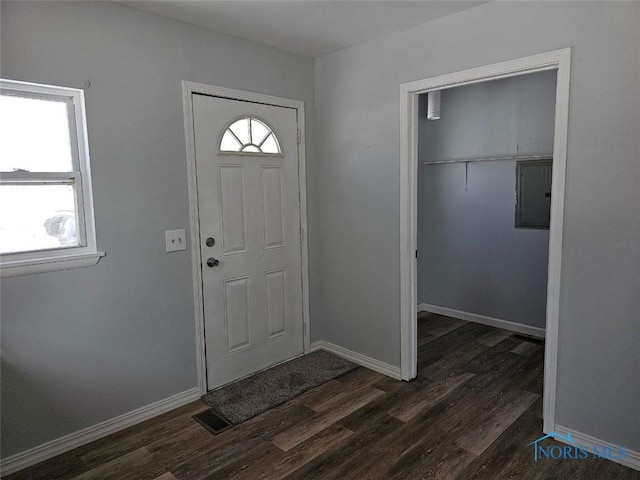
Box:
[5, 313, 639, 480]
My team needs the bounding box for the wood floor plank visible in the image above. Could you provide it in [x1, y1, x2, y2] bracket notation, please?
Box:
[144, 422, 226, 478]
[308, 376, 384, 413]
[282, 415, 404, 480]
[266, 425, 353, 479]
[386, 438, 477, 480]
[520, 359, 546, 396]
[169, 433, 267, 480]
[7, 315, 639, 480]
[388, 371, 475, 422]
[3, 452, 86, 480]
[271, 388, 384, 451]
[370, 374, 406, 393]
[327, 387, 492, 480]
[152, 473, 177, 480]
[417, 322, 490, 368]
[337, 382, 415, 432]
[457, 339, 533, 392]
[79, 401, 209, 467]
[547, 455, 640, 480]
[455, 390, 540, 455]
[355, 369, 545, 479]
[511, 340, 541, 355]
[69, 447, 153, 480]
[417, 313, 467, 346]
[504, 347, 547, 394]
[2, 402, 208, 480]
[196, 441, 282, 480]
[463, 335, 522, 374]
[418, 340, 487, 381]
[335, 378, 500, 480]
[225, 425, 353, 480]
[333, 367, 384, 388]
[167, 403, 315, 480]
[477, 328, 513, 347]
[457, 398, 637, 480]
[292, 379, 344, 408]
[458, 402, 551, 480]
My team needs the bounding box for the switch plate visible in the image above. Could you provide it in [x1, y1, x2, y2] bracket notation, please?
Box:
[165, 229, 187, 252]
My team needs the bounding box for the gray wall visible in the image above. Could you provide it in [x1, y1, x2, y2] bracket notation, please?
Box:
[314, 1, 640, 451]
[417, 71, 557, 329]
[0, 1, 316, 458]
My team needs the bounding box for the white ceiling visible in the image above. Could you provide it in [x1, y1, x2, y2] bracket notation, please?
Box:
[118, 1, 487, 57]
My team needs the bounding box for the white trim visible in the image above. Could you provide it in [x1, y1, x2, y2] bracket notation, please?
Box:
[417, 303, 545, 338]
[542, 49, 571, 435]
[0, 252, 105, 278]
[554, 424, 640, 471]
[400, 49, 571, 435]
[297, 105, 312, 354]
[182, 82, 207, 395]
[310, 340, 402, 380]
[0, 387, 200, 476]
[399, 85, 419, 381]
[417, 303, 430, 313]
[181, 81, 311, 395]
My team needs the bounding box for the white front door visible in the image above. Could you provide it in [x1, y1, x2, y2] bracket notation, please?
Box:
[192, 94, 304, 389]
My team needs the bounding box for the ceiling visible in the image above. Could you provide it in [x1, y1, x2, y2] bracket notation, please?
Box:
[118, 1, 487, 57]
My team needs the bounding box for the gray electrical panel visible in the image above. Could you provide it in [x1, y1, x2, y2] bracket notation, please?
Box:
[515, 158, 552, 229]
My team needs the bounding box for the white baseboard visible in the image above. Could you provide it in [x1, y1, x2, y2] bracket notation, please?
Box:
[0, 387, 201, 476]
[310, 340, 402, 380]
[554, 424, 640, 471]
[418, 303, 545, 338]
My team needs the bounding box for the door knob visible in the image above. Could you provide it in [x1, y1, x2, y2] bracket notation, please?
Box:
[206, 257, 220, 267]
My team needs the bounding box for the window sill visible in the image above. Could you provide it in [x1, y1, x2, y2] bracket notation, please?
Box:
[0, 252, 105, 278]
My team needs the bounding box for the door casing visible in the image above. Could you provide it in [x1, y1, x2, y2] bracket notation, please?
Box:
[182, 81, 310, 394]
[399, 48, 572, 436]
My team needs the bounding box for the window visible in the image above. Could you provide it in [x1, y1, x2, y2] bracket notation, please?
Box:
[220, 117, 281, 155]
[0, 79, 103, 276]
[515, 158, 553, 229]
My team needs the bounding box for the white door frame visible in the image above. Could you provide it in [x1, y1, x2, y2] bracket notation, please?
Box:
[399, 48, 571, 434]
[182, 81, 311, 394]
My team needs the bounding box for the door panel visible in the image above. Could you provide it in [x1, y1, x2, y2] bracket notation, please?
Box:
[192, 94, 303, 389]
[261, 166, 285, 249]
[218, 165, 248, 254]
[266, 269, 287, 338]
[224, 276, 251, 351]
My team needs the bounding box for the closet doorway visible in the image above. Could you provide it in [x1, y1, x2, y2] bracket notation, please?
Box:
[399, 49, 571, 435]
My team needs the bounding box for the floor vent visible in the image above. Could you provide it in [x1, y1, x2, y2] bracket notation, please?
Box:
[193, 409, 232, 435]
[513, 334, 544, 344]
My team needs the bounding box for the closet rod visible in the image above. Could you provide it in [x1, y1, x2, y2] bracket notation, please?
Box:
[422, 154, 552, 165]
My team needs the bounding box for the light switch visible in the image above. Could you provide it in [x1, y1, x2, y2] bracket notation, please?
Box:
[165, 229, 187, 252]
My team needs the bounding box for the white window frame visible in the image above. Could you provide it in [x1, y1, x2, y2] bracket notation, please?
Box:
[0, 79, 104, 277]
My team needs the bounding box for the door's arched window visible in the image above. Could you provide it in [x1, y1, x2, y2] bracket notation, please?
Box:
[220, 117, 282, 155]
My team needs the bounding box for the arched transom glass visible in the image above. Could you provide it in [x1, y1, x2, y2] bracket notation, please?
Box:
[220, 117, 281, 155]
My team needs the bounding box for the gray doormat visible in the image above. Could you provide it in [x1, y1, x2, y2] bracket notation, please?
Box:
[201, 350, 357, 425]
